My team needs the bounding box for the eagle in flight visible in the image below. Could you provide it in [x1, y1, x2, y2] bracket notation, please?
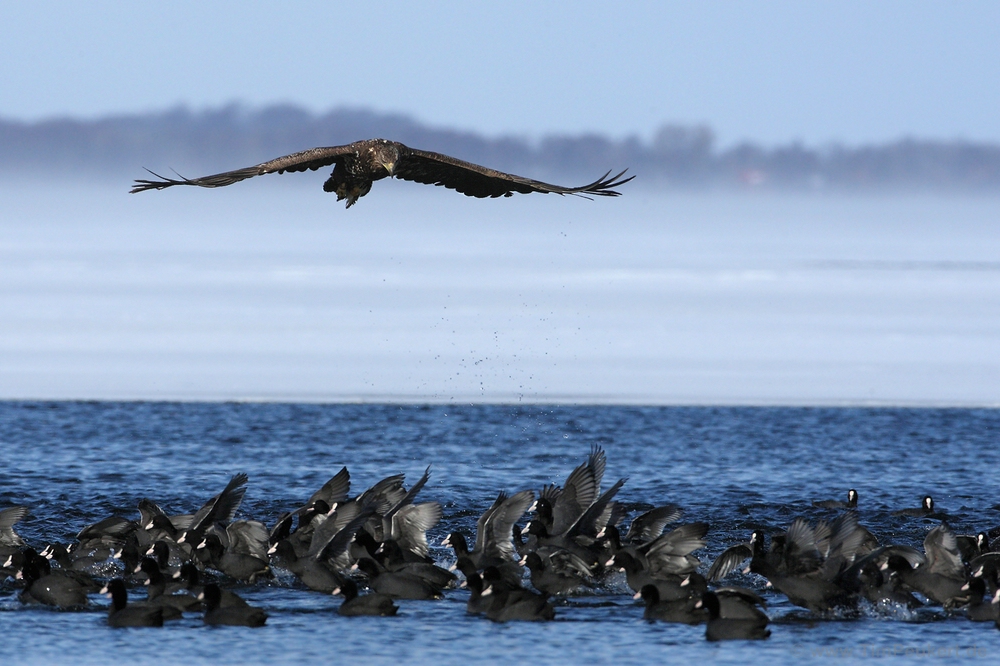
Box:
[131, 138, 633, 208]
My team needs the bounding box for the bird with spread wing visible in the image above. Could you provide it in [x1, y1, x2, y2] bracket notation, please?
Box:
[131, 138, 633, 208]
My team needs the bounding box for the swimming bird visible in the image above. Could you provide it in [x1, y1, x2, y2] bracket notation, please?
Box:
[40, 544, 102, 588]
[176, 473, 250, 547]
[957, 532, 993, 563]
[814, 489, 859, 510]
[845, 558, 921, 608]
[75, 515, 138, 560]
[636, 584, 706, 625]
[197, 521, 271, 582]
[136, 557, 200, 613]
[269, 501, 376, 593]
[373, 540, 456, 589]
[171, 562, 249, 608]
[707, 529, 765, 583]
[880, 524, 969, 607]
[712, 587, 770, 621]
[697, 591, 770, 641]
[892, 495, 937, 518]
[16, 549, 90, 608]
[101, 579, 164, 627]
[748, 514, 865, 612]
[522, 551, 592, 596]
[269, 466, 352, 555]
[532, 446, 607, 538]
[480, 567, 555, 623]
[961, 578, 1000, 622]
[353, 557, 445, 600]
[131, 139, 633, 208]
[333, 578, 399, 617]
[609, 550, 704, 600]
[605, 522, 710, 601]
[200, 583, 268, 626]
[442, 489, 534, 584]
[524, 450, 627, 572]
[620, 504, 684, 543]
[462, 571, 491, 615]
[598, 509, 683, 565]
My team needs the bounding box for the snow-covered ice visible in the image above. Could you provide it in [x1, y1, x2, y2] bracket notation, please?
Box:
[2, 179, 998, 404]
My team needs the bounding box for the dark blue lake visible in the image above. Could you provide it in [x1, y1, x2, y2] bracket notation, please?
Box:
[3, 401, 999, 664]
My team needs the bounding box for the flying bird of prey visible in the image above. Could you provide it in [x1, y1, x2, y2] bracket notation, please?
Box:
[131, 138, 633, 208]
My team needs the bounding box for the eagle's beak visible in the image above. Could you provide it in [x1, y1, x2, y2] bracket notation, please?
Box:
[382, 161, 396, 176]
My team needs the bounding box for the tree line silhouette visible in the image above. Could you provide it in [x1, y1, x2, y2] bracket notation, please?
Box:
[2, 104, 998, 191]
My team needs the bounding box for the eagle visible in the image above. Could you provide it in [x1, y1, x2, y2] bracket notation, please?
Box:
[130, 138, 633, 208]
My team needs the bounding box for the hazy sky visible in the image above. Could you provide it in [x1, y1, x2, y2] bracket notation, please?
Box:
[3, 1, 999, 146]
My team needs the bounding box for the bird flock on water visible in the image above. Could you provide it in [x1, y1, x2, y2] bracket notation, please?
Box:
[3, 446, 1000, 640]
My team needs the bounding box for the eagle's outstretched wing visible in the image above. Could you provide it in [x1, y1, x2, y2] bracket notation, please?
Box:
[130, 145, 357, 193]
[395, 147, 633, 199]
[131, 139, 634, 200]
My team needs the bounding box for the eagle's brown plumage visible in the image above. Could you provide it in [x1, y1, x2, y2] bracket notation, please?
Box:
[130, 138, 633, 208]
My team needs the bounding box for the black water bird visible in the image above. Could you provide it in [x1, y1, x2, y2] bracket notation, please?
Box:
[480, 567, 555, 623]
[970, 552, 1000, 596]
[442, 489, 534, 583]
[75, 515, 137, 560]
[16, 549, 90, 608]
[177, 473, 250, 547]
[636, 584, 706, 624]
[961, 578, 1000, 622]
[609, 550, 705, 601]
[880, 524, 969, 607]
[269, 500, 375, 592]
[846, 558, 921, 608]
[533, 446, 607, 537]
[814, 489, 859, 510]
[606, 521, 710, 599]
[697, 591, 770, 641]
[196, 520, 271, 582]
[136, 557, 200, 613]
[172, 562, 248, 608]
[200, 583, 268, 626]
[621, 522, 710, 578]
[334, 578, 399, 617]
[374, 540, 456, 589]
[748, 514, 864, 612]
[522, 551, 591, 596]
[712, 587, 770, 622]
[462, 572, 491, 615]
[354, 557, 445, 600]
[144, 539, 189, 574]
[270, 466, 352, 555]
[101, 579, 164, 628]
[131, 139, 633, 208]
[620, 504, 683, 543]
[523, 475, 628, 572]
[957, 532, 992, 563]
[380, 499, 442, 565]
[269, 539, 343, 593]
[892, 495, 937, 518]
[40, 543, 102, 589]
[136, 499, 192, 546]
[707, 529, 765, 583]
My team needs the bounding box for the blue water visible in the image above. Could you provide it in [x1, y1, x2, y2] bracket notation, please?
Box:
[2, 401, 1000, 664]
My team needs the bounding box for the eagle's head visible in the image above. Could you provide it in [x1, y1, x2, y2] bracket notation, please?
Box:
[370, 141, 400, 178]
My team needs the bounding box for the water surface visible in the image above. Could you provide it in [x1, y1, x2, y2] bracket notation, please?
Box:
[3, 402, 999, 664]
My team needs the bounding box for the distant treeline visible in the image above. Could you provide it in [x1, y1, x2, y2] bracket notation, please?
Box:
[3, 103, 1000, 191]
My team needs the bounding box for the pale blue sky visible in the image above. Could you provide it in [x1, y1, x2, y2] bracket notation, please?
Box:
[2, 1, 998, 147]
